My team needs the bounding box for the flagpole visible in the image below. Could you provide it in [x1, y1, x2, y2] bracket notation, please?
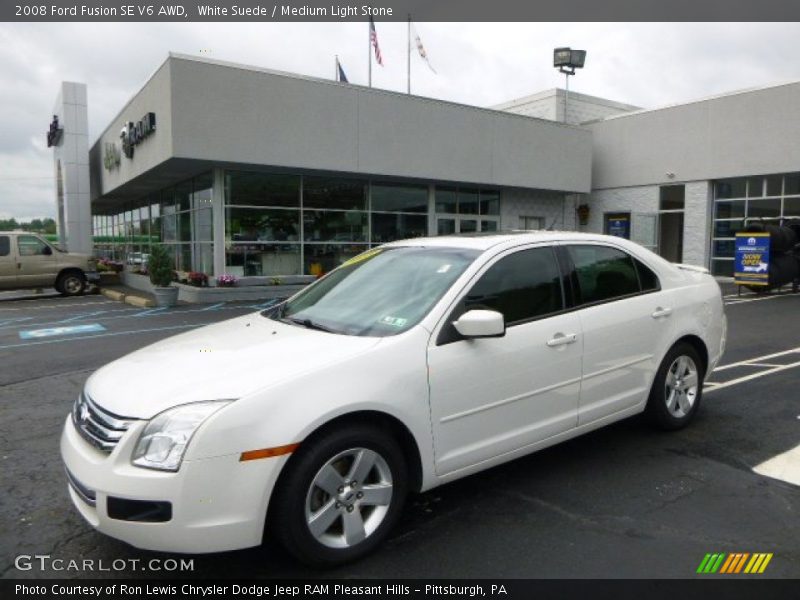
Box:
[407, 14, 411, 94]
[335, 55, 339, 82]
[368, 19, 372, 87]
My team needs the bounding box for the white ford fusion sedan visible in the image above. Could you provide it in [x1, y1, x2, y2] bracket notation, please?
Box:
[61, 232, 726, 565]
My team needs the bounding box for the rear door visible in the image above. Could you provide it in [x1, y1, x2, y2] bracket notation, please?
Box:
[563, 244, 675, 425]
[16, 235, 58, 287]
[0, 235, 16, 289]
[427, 245, 583, 475]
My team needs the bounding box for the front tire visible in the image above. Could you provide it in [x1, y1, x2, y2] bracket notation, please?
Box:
[270, 423, 408, 567]
[645, 343, 704, 430]
[56, 271, 86, 296]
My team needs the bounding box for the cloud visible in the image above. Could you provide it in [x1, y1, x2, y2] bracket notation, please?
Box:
[1, 21, 800, 220]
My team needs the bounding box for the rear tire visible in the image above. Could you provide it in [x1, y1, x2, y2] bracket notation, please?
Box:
[645, 343, 705, 431]
[270, 423, 408, 567]
[56, 271, 86, 296]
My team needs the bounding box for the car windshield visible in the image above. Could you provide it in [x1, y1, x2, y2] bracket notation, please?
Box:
[267, 246, 480, 337]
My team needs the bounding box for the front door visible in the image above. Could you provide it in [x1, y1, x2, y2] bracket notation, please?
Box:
[16, 235, 58, 287]
[428, 246, 582, 475]
[0, 235, 17, 289]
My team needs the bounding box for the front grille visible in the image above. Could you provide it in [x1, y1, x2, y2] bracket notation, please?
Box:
[72, 391, 136, 453]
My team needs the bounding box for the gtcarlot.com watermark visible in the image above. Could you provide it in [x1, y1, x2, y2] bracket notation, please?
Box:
[14, 554, 194, 573]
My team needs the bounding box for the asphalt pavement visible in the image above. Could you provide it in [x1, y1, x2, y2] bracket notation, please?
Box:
[0, 285, 798, 579]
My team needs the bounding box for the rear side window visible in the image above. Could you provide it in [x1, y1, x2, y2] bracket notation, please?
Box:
[567, 245, 640, 304]
[464, 247, 564, 324]
[635, 258, 660, 292]
[0, 236, 9, 257]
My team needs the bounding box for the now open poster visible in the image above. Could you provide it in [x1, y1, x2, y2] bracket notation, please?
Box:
[734, 232, 771, 286]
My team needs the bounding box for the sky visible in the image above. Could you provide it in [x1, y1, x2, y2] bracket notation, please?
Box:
[1, 21, 800, 221]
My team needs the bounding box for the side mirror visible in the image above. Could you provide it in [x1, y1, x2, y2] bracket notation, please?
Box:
[453, 309, 505, 339]
[42, 245, 52, 256]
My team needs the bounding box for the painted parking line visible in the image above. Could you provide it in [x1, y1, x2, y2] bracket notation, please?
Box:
[753, 443, 800, 487]
[200, 302, 226, 311]
[1, 323, 198, 350]
[724, 294, 798, 306]
[0, 299, 116, 312]
[58, 310, 109, 323]
[712, 346, 800, 371]
[18, 323, 106, 340]
[133, 307, 168, 317]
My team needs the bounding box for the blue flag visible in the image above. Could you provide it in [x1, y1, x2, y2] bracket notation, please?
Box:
[337, 58, 348, 83]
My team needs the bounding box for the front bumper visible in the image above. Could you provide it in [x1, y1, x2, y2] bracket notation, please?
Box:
[60, 416, 287, 554]
[85, 271, 101, 283]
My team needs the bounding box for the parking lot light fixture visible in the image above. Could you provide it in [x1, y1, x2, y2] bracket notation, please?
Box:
[553, 47, 587, 123]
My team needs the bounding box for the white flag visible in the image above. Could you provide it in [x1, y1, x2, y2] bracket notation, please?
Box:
[413, 25, 436, 74]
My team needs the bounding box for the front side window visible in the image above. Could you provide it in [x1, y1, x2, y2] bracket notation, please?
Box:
[271, 246, 479, 337]
[17, 235, 50, 257]
[464, 247, 563, 324]
[0, 236, 9, 257]
[567, 245, 640, 304]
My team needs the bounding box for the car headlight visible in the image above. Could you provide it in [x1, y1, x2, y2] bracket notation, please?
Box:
[132, 400, 232, 471]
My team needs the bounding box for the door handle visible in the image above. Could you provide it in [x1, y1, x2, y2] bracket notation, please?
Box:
[546, 333, 577, 347]
[652, 307, 673, 318]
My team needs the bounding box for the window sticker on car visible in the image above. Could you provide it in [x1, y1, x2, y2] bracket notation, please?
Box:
[380, 316, 408, 328]
[437, 264, 452, 273]
[341, 247, 383, 268]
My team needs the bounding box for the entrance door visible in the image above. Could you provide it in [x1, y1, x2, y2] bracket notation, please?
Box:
[658, 185, 685, 263]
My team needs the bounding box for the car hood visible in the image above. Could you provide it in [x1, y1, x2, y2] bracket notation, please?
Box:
[85, 313, 382, 419]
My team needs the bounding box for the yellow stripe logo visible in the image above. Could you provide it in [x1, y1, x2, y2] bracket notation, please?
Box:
[697, 552, 773, 574]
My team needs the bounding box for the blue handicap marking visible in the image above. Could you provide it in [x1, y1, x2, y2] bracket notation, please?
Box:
[19, 323, 106, 340]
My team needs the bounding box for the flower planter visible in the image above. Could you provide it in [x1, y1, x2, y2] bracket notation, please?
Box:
[152, 286, 179, 307]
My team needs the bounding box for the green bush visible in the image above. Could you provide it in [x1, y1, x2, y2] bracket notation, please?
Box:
[148, 245, 174, 288]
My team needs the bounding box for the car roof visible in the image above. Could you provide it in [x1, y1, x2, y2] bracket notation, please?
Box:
[383, 230, 638, 252]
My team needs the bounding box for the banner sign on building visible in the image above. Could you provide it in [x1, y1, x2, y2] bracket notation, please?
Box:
[734, 232, 770, 286]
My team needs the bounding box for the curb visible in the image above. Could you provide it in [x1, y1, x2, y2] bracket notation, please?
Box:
[100, 288, 126, 302]
[124, 295, 156, 308]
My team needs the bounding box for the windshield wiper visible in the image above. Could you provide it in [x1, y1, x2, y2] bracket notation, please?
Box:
[287, 316, 336, 333]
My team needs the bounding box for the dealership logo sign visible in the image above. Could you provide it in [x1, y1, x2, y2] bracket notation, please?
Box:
[120, 112, 156, 159]
[46, 115, 63, 148]
[103, 142, 121, 171]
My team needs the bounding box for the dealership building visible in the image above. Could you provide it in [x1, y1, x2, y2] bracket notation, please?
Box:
[53, 53, 800, 279]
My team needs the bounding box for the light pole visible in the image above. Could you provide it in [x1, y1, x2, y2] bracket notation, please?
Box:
[553, 47, 587, 124]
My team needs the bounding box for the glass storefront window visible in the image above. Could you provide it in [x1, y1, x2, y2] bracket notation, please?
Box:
[766, 175, 782, 197]
[713, 220, 742, 238]
[435, 186, 458, 213]
[458, 189, 479, 215]
[225, 171, 300, 207]
[192, 172, 213, 209]
[226, 207, 300, 242]
[714, 200, 745, 219]
[747, 198, 781, 219]
[783, 197, 800, 217]
[303, 210, 367, 242]
[304, 177, 366, 210]
[715, 178, 747, 199]
[371, 182, 428, 213]
[225, 243, 301, 276]
[480, 191, 500, 216]
[746, 177, 764, 197]
[712, 239, 735, 258]
[305, 244, 368, 276]
[175, 180, 192, 212]
[371, 213, 427, 243]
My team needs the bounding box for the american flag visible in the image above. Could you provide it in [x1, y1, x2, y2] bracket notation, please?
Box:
[370, 17, 384, 66]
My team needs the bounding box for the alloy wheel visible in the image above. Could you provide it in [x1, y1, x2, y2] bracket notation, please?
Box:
[304, 447, 393, 549]
[664, 355, 699, 418]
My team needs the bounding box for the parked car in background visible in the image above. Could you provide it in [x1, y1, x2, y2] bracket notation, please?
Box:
[0, 231, 99, 296]
[126, 252, 150, 266]
[61, 232, 726, 565]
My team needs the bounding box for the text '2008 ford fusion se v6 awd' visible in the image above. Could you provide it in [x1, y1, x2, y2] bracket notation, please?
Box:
[61, 231, 726, 566]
